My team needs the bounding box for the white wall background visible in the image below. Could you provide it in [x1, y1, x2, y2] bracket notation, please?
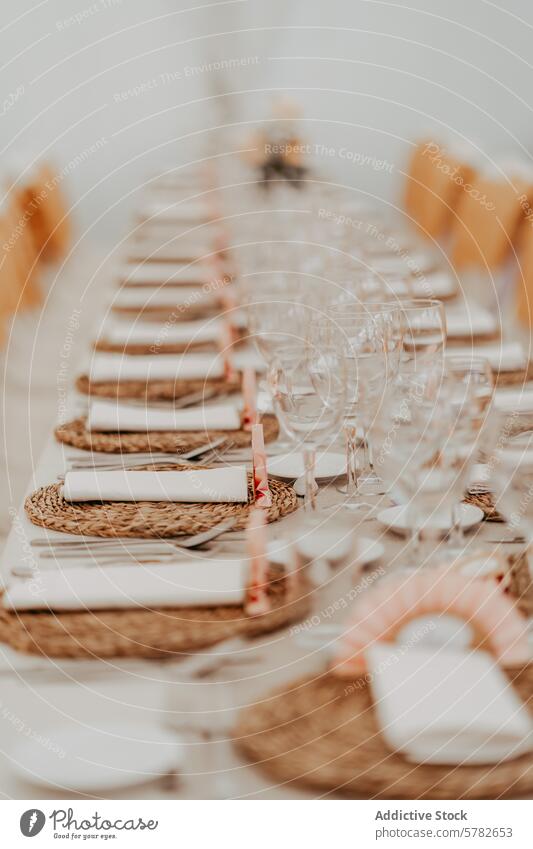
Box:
[2, 0, 533, 240]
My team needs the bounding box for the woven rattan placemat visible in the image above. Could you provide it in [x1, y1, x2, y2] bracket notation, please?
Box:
[234, 555, 533, 798]
[234, 663, 533, 799]
[55, 414, 279, 454]
[0, 570, 311, 659]
[76, 375, 240, 402]
[25, 468, 298, 538]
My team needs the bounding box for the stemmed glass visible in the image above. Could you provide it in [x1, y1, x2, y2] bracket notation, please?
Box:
[370, 366, 461, 565]
[313, 304, 401, 508]
[488, 423, 533, 548]
[393, 298, 447, 374]
[267, 342, 346, 515]
[444, 356, 495, 557]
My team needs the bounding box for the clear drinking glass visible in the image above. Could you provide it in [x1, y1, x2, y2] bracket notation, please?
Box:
[394, 298, 447, 374]
[268, 343, 346, 515]
[316, 304, 401, 507]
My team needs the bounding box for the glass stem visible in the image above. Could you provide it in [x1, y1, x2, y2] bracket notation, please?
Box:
[303, 444, 317, 512]
[344, 424, 359, 496]
[449, 502, 464, 551]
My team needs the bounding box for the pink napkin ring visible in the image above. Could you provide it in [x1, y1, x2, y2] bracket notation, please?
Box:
[241, 368, 258, 431]
[331, 568, 530, 679]
[219, 323, 237, 382]
[244, 507, 271, 616]
[252, 423, 272, 508]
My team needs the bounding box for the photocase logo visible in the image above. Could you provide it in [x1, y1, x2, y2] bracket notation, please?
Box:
[20, 809, 45, 837]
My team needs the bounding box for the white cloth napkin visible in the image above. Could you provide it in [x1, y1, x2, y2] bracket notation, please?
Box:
[385, 270, 455, 299]
[138, 200, 210, 223]
[445, 307, 498, 338]
[367, 644, 533, 765]
[62, 466, 249, 503]
[88, 352, 225, 382]
[87, 401, 241, 432]
[445, 342, 527, 371]
[101, 317, 223, 346]
[370, 250, 435, 274]
[112, 286, 212, 310]
[494, 386, 533, 413]
[3, 561, 247, 611]
[120, 261, 214, 286]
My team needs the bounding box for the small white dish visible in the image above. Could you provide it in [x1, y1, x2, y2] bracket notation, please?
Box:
[377, 503, 483, 536]
[9, 721, 184, 793]
[354, 536, 386, 566]
[267, 451, 346, 481]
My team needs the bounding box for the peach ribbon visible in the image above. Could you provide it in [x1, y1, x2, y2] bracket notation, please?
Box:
[241, 368, 258, 431]
[252, 423, 272, 508]
[244, 507, 270, 615]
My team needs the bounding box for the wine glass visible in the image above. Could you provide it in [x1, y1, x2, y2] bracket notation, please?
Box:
[268, 343, 346, 515]
[312, 305, 399, 508]
[370, 366, 460, 564]
[392, 298, 447, 374]
[439, 357, 495, 558]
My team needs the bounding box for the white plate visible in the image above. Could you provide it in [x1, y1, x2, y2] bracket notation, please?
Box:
[9, 721, 184, 793]
[297, 529, 384, 565]
[377, 503, 483, 535]
[267, 452, 346, 481]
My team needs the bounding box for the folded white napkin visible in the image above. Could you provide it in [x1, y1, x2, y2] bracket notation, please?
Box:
[120, 261, 214, 286]
[367, 644, 533, 765]
[494, 386, 533, 413]
[101, 317, 222, 346]
[87, 401, 241, 432]
[370, 250, 435, 274]
[62, 466, 249, 503]
[112, 285, 212, 310]
[445, 307, 498, 338]
[445, 342, 527, 371]
[3, 560, 247, 611]
[88, 352, 224, 382]
[385, 270, 456, 299]
[139, 200, 210, 223]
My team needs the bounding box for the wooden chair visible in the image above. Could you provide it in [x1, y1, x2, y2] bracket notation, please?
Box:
[14, 161, 71, 262]
[515, 218, 533, 327]
[404, 138, 476, 238]
[450, 166, 533, 270]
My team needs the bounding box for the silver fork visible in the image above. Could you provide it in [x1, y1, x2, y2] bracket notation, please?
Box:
[65, 437, 228, 466]
[30, 518, 238, 556]
[60, 439, 234, 478]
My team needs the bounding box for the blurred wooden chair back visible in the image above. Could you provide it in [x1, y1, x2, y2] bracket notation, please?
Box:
[450, 163, 533, 271]
[13, 161, 71, 262]
[404, 138, 476, 238]
[515, 213, 533, 327]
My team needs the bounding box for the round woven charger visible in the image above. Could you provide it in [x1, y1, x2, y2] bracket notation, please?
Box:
[93, 328, 245, 356]
[234, 664, 533, 799]
[94, 339, 215, 354]
[54, 414, 279, 454]
[495, 362, 533, 387]
[76, 374, 240, 402]
[111, 302, 218, 322]
[0, 570, 311, 660]
[463, 490, 502, 522]
[24, 466, 298, 538]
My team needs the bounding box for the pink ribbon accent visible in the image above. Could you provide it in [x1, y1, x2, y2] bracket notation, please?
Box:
[245, 507, 270, 616]
[252, 423, 272, 508]
[241, 368, 258, 431]
[219, 322, 237, 382]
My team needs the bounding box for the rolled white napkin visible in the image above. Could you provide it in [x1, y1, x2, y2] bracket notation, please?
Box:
[112, 285, 213, 310]
[367, 644, 533, 765]
[3, 561, 247, 611]
[445, 307, 498, 338]
[385, 270, 456, 299]
[139, 200, 211, 223]
[101, 317, 223, 346]
[87, 400, 242, 432]
[120, 261, 215, 286]
[370, 250, 435, 274]
[62, 466, 249, 503]
[445, 342, 527, 372]
[88, 352, 225, 383]
[494, 386, 533, 413]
